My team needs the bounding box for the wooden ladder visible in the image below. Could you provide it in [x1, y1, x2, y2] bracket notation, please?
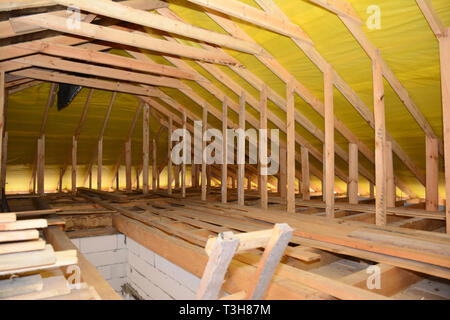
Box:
[195, 223, 294, 300]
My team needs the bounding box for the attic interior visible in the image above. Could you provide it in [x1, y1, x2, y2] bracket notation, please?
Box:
[0, 0, 449, 301]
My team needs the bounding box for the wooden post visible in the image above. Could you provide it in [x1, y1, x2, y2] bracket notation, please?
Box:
[71, 136, 77, 195]
[439, 30, 450, 233]
[348, 143, 358, 204]
[152, 139, 157, 191]
[59, 167, 63, 192]
[370, 182, 375, 198]
[116, 171, 119, 190]
[386, 141, 395, 208]
[125, 139, 132, 192]
[175, 165, 180, 189]
[259, 85, 268, 209]
[201, 106, 207, 201]
[426, 136, 439, 211]
[237, 91, 246, 206]
[0, 72, 4, 198]
[247, 177, 252, 190]
[322, 144, 326, 202]
[143, 104, 149, 194]
[37, 136, 45, 195]
[168, 116, 173, 195]
[373, 50, 387, 226]
[286, 77, 296, 213]
[324, 64, 335, 218]
[182, 111, 187, 198]
[301, 146, 310, 200]
[207, 165, 211, 192]
[1, 132, 7, 192]
[222, 97, 228, 204]
[89, 168, 92, 189]
[97, 138, 102, 191]
[279, 147, 287, 202]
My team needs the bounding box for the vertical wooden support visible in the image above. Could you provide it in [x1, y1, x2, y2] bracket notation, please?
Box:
[348, 143, 358, 204]
[97, 138, 102, 191]
[324, 64, 335, 218]
[59, 168, 63, 192]
[143, 104, 150, 194]
[247, 177, 252, 190]
[89, 168, 92, 189]
[373, 50, 387, 226]
[1, 132, 7, 191]
[167, 117, 173, 195]
[286, 77, 296, 213]
[71, 136, 77, 195]
[116, 171, 119, 190]
[370, 182, 375, 198]
[191, 165, 196, 188]
[152, 139, 157, 191]
[182, 111, 187, 198]
[322, 144, 326, 202]
[37, 136, 45, 195]
[206, 165, 211, 192]
[125, 139, 132, 192]
[301, 146, 310, 200]
[259, 85, 268, 209]
[386, 141, 395, 208]
[136, 168, 140, 190]
[0, 72, 4, 197]
[222, 97, 228, 204]
[201, 106, 207, 201]
[439, 30, 450, 233]
[238, 91, 246, 206]
[157, 167, 160, 190]
[426, 136, 439, 211]
[279, 147, 287, 202]
[175, 165, 180, 189]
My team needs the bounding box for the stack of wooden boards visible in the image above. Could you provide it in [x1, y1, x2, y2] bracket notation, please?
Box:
[0, 211, 94, 299]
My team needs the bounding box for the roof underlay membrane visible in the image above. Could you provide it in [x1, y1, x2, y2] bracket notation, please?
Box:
[5, 0, 450, 197]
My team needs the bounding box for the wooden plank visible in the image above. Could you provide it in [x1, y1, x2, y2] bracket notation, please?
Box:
[72, 137, 77, 195]
[0, 239, 46, 255]
[0, 244, 55, 272]
[373, 50, 387, 226]
[17, 14, 239, 66]
[324, 64, 334, 218]
[0, 213, 15, 223]
[125, 139, 132, 192]
[5, 275, 70, 300]
[44, 226, 121, 300]
[286, 77, 296, 213]
[386, 141, 395, 208]
[0, 274, 43, 298]
[237, 92, 245, 206]
[201, 106, 207, 201]
[0, 219, 47, 231]
[205, 229, 272, 255]
[279, 147, 287, 201]
[152, 139, 157, 191]
[246, 223, 293, 299]
[301, 146, 310, 200]
[416, 0, 446, 37]
[37, 136, 45, 195]
[285, 246, 321, 262]
[195, 232, 239, 300]
[167, 116, 173, 195]
[348, 143, 358, 204]
[426, 136, 439, 211]
[143, 104, 149, 194]
[222, 98, 228, 204]
[440, 30, 450, 234]
[258, 81, 268, 208]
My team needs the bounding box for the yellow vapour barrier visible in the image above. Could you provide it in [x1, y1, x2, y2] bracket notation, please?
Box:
[5, 0, 450, 198]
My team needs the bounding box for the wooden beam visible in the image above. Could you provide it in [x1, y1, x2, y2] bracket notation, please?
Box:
[426, 136, 439, 211]
[279, 147, 287, 202]
[348, 143, 358, 204]
[168, 116, 173, 195]
[386, 141, 395, 208]
[71, 137, 77, 195]
[222, 98, 228, 204]
[440, 29, 450, 234]
[16, 13, 239, 66]
[301, 146, 310, 201]
[237, 92, 246, 206]
[1, 132, 7, 192]
[184, 0, 312, 44]
[416, 0, 447, 37]
[37, 136, 45, 195]
[308, 0, 363, 25]
[97, 138, 103, 191]
[0, 72, 4, 197]
[182, 111, 187, 198]
[373, 50, 387, 226]
[324, 64, 335, 218]
[125, 139, 132, 192]
[287, 77, 296, 213]
[152, 139, 157, 191]
[142, 104, 149, 195]
[201, 106, 207, 201]
[259, 85, 268, 209]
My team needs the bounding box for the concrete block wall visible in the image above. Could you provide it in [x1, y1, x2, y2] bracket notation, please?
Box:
[71, 234, 128, 298]
[71, 233, 201, 300]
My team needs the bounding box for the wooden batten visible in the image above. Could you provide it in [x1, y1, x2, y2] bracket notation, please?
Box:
[125, 139, 132, 192]
[386, 141, 395, 208]
[301, 146, 310, 201]
[71, 137, 77, 195]
[324, 64, 334, 218]
[373, 50, 387, 226]
[426, 136, 439, 211]
[286, 77, 296, 213]
[152, 139, 157, 191]
[259, 85, 268, 209]
[222, 98, 228, 204]
[279, 147, 287, 202]
[201, 106, 207, 201]
[348, 143, 358, 204]
[237, 91, 246, 206]
[37, 136, 45, 196]
[97, 138, 102, 191]
[143, 104, 150, 195]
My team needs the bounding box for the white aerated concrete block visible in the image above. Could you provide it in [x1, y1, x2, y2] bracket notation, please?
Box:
[97, 265, 112, 280]
[126, 237, 140, 255]
[128, 266, 173, 300]
[117, 234, 127, 249]
[71, 238, 80, 249]
[139, 246, 155, 265]
[111, 263, 127, 279]
[85, 248, 127, 267]
[154, 253, 200, 292]
[79, 234, 117, 254]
